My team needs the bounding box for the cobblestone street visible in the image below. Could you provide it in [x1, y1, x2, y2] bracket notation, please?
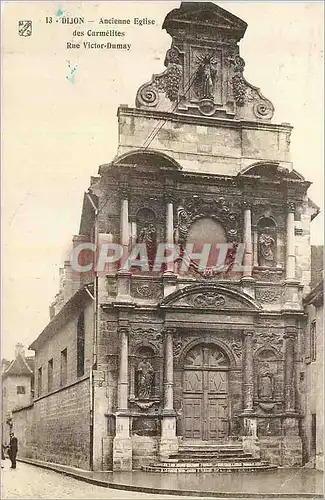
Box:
[0, 461, 190, 499]
[1, 460, 322, 500]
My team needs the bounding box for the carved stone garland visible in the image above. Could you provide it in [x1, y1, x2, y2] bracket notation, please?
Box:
[136, 46, 183, 107]
[175, 196, 240, 244]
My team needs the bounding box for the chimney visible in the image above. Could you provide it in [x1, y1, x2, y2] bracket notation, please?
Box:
[15, 343, 25, 358]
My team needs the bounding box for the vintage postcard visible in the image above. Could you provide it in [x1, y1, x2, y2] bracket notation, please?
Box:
[1, 1, 323, 499]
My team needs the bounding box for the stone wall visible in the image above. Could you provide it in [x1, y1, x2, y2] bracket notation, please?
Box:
[117, 107, 292, 177]
[12, 404, 36, 458]
[13, 378, 91, 469]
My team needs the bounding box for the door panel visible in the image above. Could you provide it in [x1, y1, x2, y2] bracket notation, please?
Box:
[209, 371, 227, 393]
[184, 398, 202, 439]
[183, 370, 203, 393]
[183, 344, 230, 441]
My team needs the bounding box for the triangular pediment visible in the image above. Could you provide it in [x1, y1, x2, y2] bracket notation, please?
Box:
[160, 284, 261, 312]
[163, 2, 247, 41]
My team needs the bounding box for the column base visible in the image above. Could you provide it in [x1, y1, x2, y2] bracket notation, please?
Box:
[242, 436, 260, 459]
[116, 270, 132, 302]
[113, 414, 132, 471]
[281, 436, 302, 467]
[162, 273, 177, 297]
[240, 276, 255, 298]
[282, 280, 303, 310]
[160, 416, 178, 459]
[113, 437, 133, 471]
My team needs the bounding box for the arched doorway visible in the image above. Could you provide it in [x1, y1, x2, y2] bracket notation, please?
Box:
[182, 343, 230, 441]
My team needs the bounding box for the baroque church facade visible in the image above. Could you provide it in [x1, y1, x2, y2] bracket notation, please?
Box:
[13, 3, 320, 472]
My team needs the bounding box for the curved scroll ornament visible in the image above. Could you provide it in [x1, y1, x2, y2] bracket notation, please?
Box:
[137, 65, 182, 107]
[231, 55, 274, 120]
[193, 292, 225, 308]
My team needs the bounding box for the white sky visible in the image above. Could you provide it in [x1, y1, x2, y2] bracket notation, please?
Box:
[2, 1, 324, 359]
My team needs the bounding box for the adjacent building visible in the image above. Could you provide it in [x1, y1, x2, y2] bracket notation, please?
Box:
[2, 344, 34, 445]
[302, 246, 323, 471]
[11, 2, 322, 472]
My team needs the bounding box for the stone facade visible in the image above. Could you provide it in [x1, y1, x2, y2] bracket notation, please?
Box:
[11, 2, 322, 472]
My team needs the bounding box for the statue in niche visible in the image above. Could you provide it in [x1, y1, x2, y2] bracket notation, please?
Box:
[195, 54, 217, 100]
[137, 222, 156, 266]
[136, 358, 154, 399]
[258, 232, 276, 267]
[259, 373, 274, 400]
[137, 222, 156, 245]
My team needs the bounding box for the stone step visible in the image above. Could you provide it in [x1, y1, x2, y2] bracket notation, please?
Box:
[142, 464, 278, 473]
[166, 455, 257, 463]
[157, 461, 270, 468]
[179, 445, 243, 451]
[174, 451, 250, 458]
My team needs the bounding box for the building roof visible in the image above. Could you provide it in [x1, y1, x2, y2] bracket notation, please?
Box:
[29, 284, 93, 351]
[2, 353, 33, 378]
[304, 280, 323, 308]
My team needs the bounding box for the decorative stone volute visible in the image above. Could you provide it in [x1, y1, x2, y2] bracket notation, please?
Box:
[136, 2, 274, 121]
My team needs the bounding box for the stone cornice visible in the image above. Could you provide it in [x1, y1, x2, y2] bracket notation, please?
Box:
[118, 106, 293, 133]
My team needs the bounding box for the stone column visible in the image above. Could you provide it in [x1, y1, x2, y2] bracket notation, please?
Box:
[160, 328, 178, 459]
[284, 326, 296, 413]
[286, 202, 295, 281]
[242, 331, 254, 414]
[253, 230, 259, 268]
[117, 190, 131, 299]
[117, 326, 129, 411]
[164, 329, 174, 411]
[243, 204, 253, 278]
[163, 193, 177, 296]
[113, 325, 132, 471]
[165, 199, 174, 274]
[282, 326, 301, 465]
[242, 330, 258, 456]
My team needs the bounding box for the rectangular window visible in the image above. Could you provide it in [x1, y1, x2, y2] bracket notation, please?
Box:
[38, 367, 43, 397]
[60, 348, 67, 386]
[310, 320, 316, 362]
[17, 385, 26, 394]
[48, 358, 53, 392]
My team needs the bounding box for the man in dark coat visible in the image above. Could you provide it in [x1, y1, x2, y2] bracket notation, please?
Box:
[8, 433, 18, 469]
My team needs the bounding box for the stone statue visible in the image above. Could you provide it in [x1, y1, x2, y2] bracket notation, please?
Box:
[137, 223, 156, 245]
[136, 359, 154, 399]
[259, 373, 274, 400]
[196, 55, 217, 100]
[258, 233, 276, 266]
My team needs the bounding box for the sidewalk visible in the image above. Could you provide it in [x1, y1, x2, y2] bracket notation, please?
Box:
[17, 457, 323, 499]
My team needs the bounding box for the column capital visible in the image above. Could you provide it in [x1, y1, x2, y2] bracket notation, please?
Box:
[118, 325, 130, 336]
[243, 330, 254, 338]
[119, 184, 130, 200]
[242, 199, 252, 210]
[284, 326, 297, 339]
[163, 326, 176, 336]
[286, 200, 296, 213]
[164, 190, 175, 204]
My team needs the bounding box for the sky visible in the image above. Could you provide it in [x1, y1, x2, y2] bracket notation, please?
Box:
[2, 1, 324, 359]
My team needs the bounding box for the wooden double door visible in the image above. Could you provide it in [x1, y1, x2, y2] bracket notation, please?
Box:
[183, 344, 229, 441]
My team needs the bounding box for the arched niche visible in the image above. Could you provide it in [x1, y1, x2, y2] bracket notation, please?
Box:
[130, 345, 160, 401]
[254, 346, 282, 406]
